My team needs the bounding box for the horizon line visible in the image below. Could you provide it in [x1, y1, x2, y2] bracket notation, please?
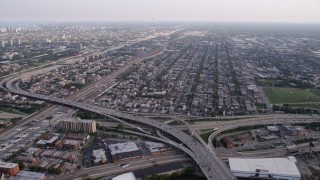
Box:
[0, 19, 320, 26]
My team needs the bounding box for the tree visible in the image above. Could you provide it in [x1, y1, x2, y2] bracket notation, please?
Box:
[18, 161, 25, 169]
[309, 141, 315, 155]
[117, 124, 124, 130]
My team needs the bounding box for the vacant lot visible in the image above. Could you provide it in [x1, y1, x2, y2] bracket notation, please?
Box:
[263, 87, 320, 104]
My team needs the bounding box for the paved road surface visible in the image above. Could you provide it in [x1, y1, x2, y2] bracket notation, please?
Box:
[5, 78, 236, 180]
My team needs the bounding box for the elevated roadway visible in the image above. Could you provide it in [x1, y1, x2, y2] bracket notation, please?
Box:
[5, 78, 236, 180]
[207, 116, 320, 152]
[54, 154, 190, 180]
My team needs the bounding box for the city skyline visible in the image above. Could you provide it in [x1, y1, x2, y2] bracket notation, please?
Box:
[1, 0, 320, 23]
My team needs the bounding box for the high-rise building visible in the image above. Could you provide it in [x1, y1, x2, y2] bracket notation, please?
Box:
[59, 118, 96, 133]
[1, 40, 5, 48]
[79, 42, 83, 50]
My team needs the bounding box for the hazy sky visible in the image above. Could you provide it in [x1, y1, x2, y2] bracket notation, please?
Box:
[1, 0, 320, 23]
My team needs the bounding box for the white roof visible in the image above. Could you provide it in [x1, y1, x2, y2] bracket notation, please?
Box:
[37, 136, 59, 145]
[14, 170, 45, 180]
[108, 142, 139, 155]
[112, 172, 136, 180]
[64, 140, 79, 145]
[0, 161, 18, 168]
[229, 157, 300, 177]
[93, 149, 107, 161]
[145, 141, 165, 152]
[267, 126, 279, 131]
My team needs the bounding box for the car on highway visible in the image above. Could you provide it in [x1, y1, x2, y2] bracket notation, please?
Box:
[121, 163, 130, 168]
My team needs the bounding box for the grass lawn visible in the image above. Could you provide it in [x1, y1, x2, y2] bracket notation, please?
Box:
[310, 89, 320, 96]
[200, 130, 215, 143]
[263, 87, 320, 104]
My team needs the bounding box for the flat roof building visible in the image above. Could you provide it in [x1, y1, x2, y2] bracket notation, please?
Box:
[145, 141, 170, 155]
[36, 136, 59, 147]
[229, 157, 301, 180]
[112, 172, 136, 180]
[63, 140, 80, 150]
[108, 142, 142, 162]
[267, 126, 279, 132]
[0, 162, 19, 176]
[92, 149, 107, 164]
[13, 170, 45, 180]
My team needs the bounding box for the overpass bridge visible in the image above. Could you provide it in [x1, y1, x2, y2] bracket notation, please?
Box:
[3, 78, 236, 180]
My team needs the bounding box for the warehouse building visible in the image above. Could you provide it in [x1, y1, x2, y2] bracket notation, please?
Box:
[229, 157, 301, 180]
[108, 142, 142, 162]
[145, 141, 170, 155]
[112, 172, 136, 180]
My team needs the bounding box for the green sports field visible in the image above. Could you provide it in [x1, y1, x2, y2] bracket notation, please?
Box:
[263, 87, 320, 104]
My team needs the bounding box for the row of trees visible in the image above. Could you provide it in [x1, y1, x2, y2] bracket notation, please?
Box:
[258, 78, 315, 89]
[142, 166, 197, 180]
[294, 122, 320, 131]
[273, 104, 319, 115]
[76, 110, 105, 119]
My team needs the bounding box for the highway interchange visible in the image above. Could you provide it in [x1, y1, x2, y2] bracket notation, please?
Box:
[0, 30, 237, 180]
[3, 68, 320, 179]
[3, 75, 237, 179]
[1, 29, 320, 179]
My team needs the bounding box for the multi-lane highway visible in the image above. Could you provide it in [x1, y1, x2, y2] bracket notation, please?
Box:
[5, 71, 320, 179]
[4, 74, 236, 180]
[206, 114, 320, 152]
[55, 154, 191, 180]
[0, 28, 240, 179]
[0, 30, 174, 140]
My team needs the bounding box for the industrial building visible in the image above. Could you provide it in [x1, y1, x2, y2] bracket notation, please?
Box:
[0, 162, 19, 176]
[59, 118, 96, 133]
[112, 172, 136, 180]
[145, 141, 170, 155]
[36, 136, 59, 148]
[64, 133, 88, 145]
[228, 157, 301, 180]
[108, 142, 142, 162]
